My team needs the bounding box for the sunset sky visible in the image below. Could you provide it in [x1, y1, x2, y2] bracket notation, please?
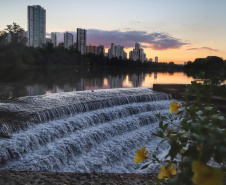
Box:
[1, 0, 225, 64]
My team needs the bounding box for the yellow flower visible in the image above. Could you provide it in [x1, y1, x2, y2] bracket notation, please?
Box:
[134, 146, 149, 163]
[169, 99, 181, 114]
[168, 134, 176, 138]
[180, 148, 186, 154]
[158, 163, 177, 180]
[192, 160, 224, 185]
[196, 145, 203, 151]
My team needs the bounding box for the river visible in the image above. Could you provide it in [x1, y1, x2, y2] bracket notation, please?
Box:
[0, 68, 195, 99]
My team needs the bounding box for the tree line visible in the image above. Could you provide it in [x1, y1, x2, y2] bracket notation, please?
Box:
[1, 22, 225, 74]
[184, 56, 226, 78]
[0, 22, 183, 70]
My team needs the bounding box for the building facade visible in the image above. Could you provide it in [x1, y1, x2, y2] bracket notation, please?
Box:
[97, 45, 105, 55]
[64, 32, 73, 49]
[86, 44, 105, 55]
[108, 43, 127, 59]
[27, 5, 46, 47]
[86, 44, 97, 54]
[77, 28, 86, 54]
[155, 56, 158, 63]
[51, 32, 57, 47]
[129, 42, 147, 63]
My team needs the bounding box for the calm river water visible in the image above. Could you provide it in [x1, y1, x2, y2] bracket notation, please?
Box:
[0, 68, 195, 98]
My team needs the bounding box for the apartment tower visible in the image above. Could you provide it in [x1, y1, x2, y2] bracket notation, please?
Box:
[27, 5, 46, 47]
[129, 42, 147, 63]
[155, 56, 158, 63]
[77, 28, 87, 54]
[51, 32, 57, 47]
[64, 32, 74, 49]
[108, 43, 127, 59]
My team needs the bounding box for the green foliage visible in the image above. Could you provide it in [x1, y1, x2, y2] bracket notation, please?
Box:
[3, 22, 27, 45]
[139, 76, 226, 185]
[0, 43, 185, 71]
[184, 56, 226, 75]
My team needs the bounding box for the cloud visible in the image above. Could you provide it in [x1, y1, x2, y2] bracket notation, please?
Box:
[187, 47, 219, 51]
[48, 29, 188, 50]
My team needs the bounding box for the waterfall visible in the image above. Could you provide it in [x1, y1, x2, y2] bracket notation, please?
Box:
[0, 88, 177, 173]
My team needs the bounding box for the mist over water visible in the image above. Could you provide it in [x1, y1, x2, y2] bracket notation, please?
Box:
[0, 88, 178, 173]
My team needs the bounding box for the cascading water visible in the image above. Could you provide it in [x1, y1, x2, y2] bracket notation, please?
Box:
[0, 88, 178, 173]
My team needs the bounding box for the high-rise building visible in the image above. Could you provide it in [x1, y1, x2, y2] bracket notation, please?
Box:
[155, 56, 158, 63]
[97, 45, 105, 55]
[135, 42, 140, 49]
[108, 43, 115, 59]
[64, 32, 73, 49]
[86, 44, 105, 56]
[27, 5, 46, 47]
[51, 32, 57, 47]
[86, 44, 97, 54]
[77, 28, 86, 54]
[129, 42, 147, 62]
[108, 43, 127, 59]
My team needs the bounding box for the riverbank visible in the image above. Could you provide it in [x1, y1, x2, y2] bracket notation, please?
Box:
[0, 171, 157, 185]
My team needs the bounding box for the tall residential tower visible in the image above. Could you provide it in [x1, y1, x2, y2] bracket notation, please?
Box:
[64, 32, 73, 49]
[129, 42, 147, 63]
[77, 28, 86, 54]
[27, 5, 46, 47]
[51, 32, 57, 47]
[108, 43, 127, 59]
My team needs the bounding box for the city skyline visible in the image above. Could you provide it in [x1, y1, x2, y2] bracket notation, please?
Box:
[0, 0, 226, 64]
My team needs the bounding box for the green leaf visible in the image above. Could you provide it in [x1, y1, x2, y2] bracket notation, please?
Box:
[159, 121, 163, 128]
[156, 113, 161, 118]
[140, 163, 151, 170]
[157, 131, 164, 138]
[162, 123, 169, 131]
[167, 138, 181, 160]
[200, 149, 212, 163]
[152, 133, 158, 137]
[192, 133, 205, 142]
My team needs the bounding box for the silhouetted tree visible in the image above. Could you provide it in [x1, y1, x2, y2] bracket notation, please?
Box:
[185, 56, 225, 72]
[42, 42, 54, 52]
[205, 56, 224, 70]
[3, 22, 27, 45]
[0, 31, 7, 45]
[57, 42, 64, 49]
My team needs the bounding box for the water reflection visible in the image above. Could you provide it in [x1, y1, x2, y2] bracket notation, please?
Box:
[0, 68, 195, 98]
[154, 72, 157, 79]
